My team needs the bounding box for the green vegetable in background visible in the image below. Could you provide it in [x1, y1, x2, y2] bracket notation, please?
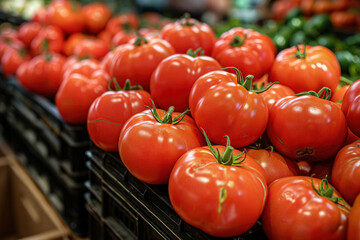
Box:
[304, 14, 332, 38]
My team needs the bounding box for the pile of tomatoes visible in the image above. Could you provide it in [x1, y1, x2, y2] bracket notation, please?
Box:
[0, 0, 359, 239]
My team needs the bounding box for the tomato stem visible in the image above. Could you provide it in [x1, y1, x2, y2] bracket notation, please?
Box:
[134, 32, 148, 46]
[340, 76, 354, 86]
[295, 87, 332, 100]
[230, 35, 247, 47]
[181, 13, 195, 26]
[147, 100, 189, 124]
[311, 175, 346, 205]
[295, 44, 307, 59]
[187, 48, 204, 57]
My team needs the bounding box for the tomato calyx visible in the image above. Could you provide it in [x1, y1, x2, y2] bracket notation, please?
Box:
[108, 78, 143, 91]
[295, 44, 307, 59]
[18, 48, 27, 57]
[181, 13, 195, 27]
[202, 128, 247, 167]
[230, 34, 247, 47]
[147, 100, 189, 124]
[187, 48, 204, 57]
[339, 76, 354, 86]
[295, 87, 332, 100]
[134, 32, 148, 46]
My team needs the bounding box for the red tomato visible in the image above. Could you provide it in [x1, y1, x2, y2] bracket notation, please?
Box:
[82, 2, 112, 34]
[342, 79, 360, 138]
[105, 13, 139, 37]
[269, 45, 341, 93]
[332, 140, 360, 205]
[267, 88, 347, 161]
[259, 83, 295, 110]
[262, 176, 350, 240]
[16, 52, 66, 97]
[150, 48, 221, 112]
[110, 36, 175, 91]
[189, 69, 269, 148]
[47, 0, 85, 34]
[87, 80, 152, 152]
[118, 104, 205, 184]
[168, 134, 267, 237]
[97, 30, 112, 47]
[1, 47, 30, 76]
[160, 15, 216, 55]
[31, 6, 49, 23]
[63, 33, 87, 57]
[73, 38, 109, 60]
[346, 128, 360, 145]
[212, 27, 276, 80]
[56, 59, 110, 124]
[30, 25, 64, 56]
[17, 22, 42, 47]
[348, 194, 360, 240]
[247, 148, 299, 185]
[111, 30, 136, 46]
[0, 37, 24, 60]
[297, 160, 312, 176]
[331, 84, 350, 102]
[309, 158, 334, 180]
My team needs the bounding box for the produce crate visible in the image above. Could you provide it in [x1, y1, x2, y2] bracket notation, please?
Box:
[85, 143, 268, 240]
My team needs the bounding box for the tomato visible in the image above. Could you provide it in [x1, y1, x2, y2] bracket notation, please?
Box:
[111, 30, 136, 46]
[332, 140, 360, 205]
[247, 148, 299, 185]
[1, 47, 30, 76]
[269, 45, 341, 93]
[105, 13, 139, 37]
[56, 59, 110, 124]
[30, 25, 64, 56]
[47, 0, 85, 34]
[168, 132, 267, 237]
[331, 10, 357, 28]
[331, 84, 350, 103]
[189, 69, 269, 148]
[110, 35, 175, 91]
[87, 80, 151, 152]
[342, 79, 360, 138]
[258, 83, 295, 110]
[82, 2, 112, 34]
[97, 30, 112, 48]
[17, 22, 42, 47]
[262, 176, 350, 240]
[309, 158, 334, 180]
[267, 88, 348, 161]
[150, 48, 221, 112]
[346, 128, 360, 145]
[348, 194, 360, 240]
[0, 37, 24, 60]
[73, 38, 109, 60]
[63, 33, 87, 57]
[118, 103, 205, 184]
[297, 160, 312, 176]
[31, 6, 48, 24]
[16, 52, 66, 97]
[160, 14, 216, 56]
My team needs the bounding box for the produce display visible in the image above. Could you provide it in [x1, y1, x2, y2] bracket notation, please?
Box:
[0, 0, 360, 239]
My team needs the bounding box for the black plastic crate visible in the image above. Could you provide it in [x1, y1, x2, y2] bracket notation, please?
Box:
[87, 202, 103, 240]
[87, 144, 268, 240]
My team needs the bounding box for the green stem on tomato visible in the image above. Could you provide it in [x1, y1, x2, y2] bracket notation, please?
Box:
[230, 35, 247, 48]
[181, 13, 195, 26]
[134, 32, 148, 46]
[147, 99, 189, 124]
[295, 44, 307, 59]
[187, 48, 204, 57]
[295, 87, 332, 100]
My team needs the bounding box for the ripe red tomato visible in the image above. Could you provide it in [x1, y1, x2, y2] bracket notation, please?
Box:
[150, 48, 221, 112]
[56, 59, 110, 124]
[73, 38, 109, 60]
[63, 33, 87, 57]
[160, 15, 216, 55]
[262, 176, 350, 240]
[331, 84, 350, 103]
[97, 30, 112, 47]
[47, 0, 85, 34]
[82, 2, 112, 34]
[110, 36, 175, 91]
[118, 104, 205, 184]
[348, 194, 360, 240]
[212, 27, 276, 80]
[30, 25, 64, 56]
[189, 69, 269, 148]
[247, 148, 299, 184]
[1, 47, 30, 76]
[169, 134, 267, 237]
[0, 37, 24, 59]
[16, 52, 66, 97]
[17, 22, 42, 47]
[31, 6, 49, 24]
[331, 140, 360, 205]
[267, 88, 347, 161]
[258, 83, 295, 110]
[105, 13, 139, 37]
[269, 45, 341, 93]
[309, 158, 334, 180]
[342, 79, 360, 138]
[111, 30, 136, 46]
[87, 80, 152, 152]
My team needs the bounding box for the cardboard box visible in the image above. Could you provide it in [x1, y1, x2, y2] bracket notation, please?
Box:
[0, 156, 71, 240]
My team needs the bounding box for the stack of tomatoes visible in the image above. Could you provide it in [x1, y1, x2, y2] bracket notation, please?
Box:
[1, 1, 360, 238]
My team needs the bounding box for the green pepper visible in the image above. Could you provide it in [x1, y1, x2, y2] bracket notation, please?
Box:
[345, 33, 360, 47]
[304, 14, 332, 38]
[316, 35, 338, 51]
[335, 51, 357, 74]
[289, 31, 308, 47]
[287, 16, 306, 30]
[273, 26, 296, 51]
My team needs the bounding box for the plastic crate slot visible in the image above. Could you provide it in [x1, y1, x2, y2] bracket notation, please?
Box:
[103, 221, 136, 240]
[87, 203, 103, 240]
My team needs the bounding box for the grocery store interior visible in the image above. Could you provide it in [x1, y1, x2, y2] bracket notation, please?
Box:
[0, 0, 360, 239]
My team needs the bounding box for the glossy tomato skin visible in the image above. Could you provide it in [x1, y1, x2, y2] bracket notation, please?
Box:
[17, 22, 42, 47]
[247, 149, 299, 184]
[110, 37, 175, 91]
[63, 33, 87, 57]
[169, 146, 267, 237]
[331, 140, 360, 205]
[16, 53, 65, 97]
[212, 27, 276, 80]
[331, 85, 350, 103]
[189, 70, 269, 148]
[259, 83, 295, 110]
[105, 13, 139, 37]
[262, 176, 350, 240]
[82, 2, 112, 34]
[348, 194, 360, 240]
[87, 89, 152, 152]
[73, 38, 109, 60]
[269, 45, 341, 93]
[56, 59, 110, 124]
[342, 80, 360, 138]
[118, 109, 205, 184]
[1, 47, 30, 76]
[30, 25, 64, 56]
[150, 53, 221, 112]
[0, 37, 24, 59]
[267, 95, 347, 161]
[160, 17, 216, 55]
